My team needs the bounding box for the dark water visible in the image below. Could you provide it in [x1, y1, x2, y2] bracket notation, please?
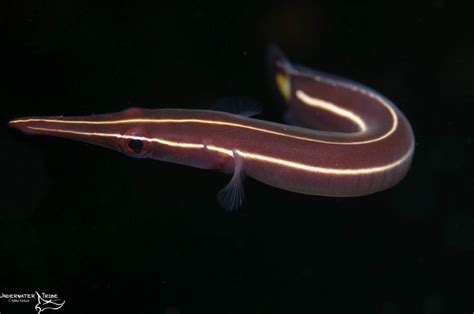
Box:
[1, 1, 472, 313]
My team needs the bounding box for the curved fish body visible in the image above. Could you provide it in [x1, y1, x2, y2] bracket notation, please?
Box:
[9, 47, 414, 210]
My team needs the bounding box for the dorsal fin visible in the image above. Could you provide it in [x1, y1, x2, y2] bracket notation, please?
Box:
[212, 96, 262, 117]
[267, 44, 292, 71]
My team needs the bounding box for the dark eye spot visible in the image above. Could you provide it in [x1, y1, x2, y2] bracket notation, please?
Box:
[128, 139, 144, 154]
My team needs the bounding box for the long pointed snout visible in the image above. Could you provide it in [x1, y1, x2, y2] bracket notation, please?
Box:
[9, 117, 56, 135]
[9, 108, 147, 136]
[9, 116, 94, 137]
[8, 115, 125, 151]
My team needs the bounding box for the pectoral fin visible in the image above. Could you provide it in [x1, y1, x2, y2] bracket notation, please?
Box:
[217, 151, 245, 211]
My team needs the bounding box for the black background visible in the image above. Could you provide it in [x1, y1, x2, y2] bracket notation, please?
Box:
[1, 0, 473, 313]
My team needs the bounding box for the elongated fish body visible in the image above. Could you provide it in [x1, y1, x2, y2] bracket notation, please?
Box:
[9, 47, 414, 210]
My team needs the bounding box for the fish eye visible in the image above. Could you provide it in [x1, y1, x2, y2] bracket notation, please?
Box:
[127, 139, 144, 154]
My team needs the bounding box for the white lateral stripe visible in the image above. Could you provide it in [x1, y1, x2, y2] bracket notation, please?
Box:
[286, 64, 400, 143]
[205, 145, 234, 157]
[10, 112, 393, 146]
[296, 88, 398, 143]
[296, 90, 367, 132]
[236, 148, 412, 175]
[28, 127, 205, 149]
[198, 142, 412, 175]
[11, 65, 401, 147]
[28, 126, 410, 175]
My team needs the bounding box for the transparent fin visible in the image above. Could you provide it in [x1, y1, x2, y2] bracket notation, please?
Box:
[217, 152, 245, 211]
[267, 44, 292, 71]
[213, 96, 262, 117]
[283, 111, 300, 127]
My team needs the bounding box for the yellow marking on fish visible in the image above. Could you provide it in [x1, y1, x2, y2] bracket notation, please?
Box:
[276, 73, 291, 101]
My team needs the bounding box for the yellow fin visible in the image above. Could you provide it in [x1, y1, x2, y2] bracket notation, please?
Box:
[276, 73, 291, 101]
